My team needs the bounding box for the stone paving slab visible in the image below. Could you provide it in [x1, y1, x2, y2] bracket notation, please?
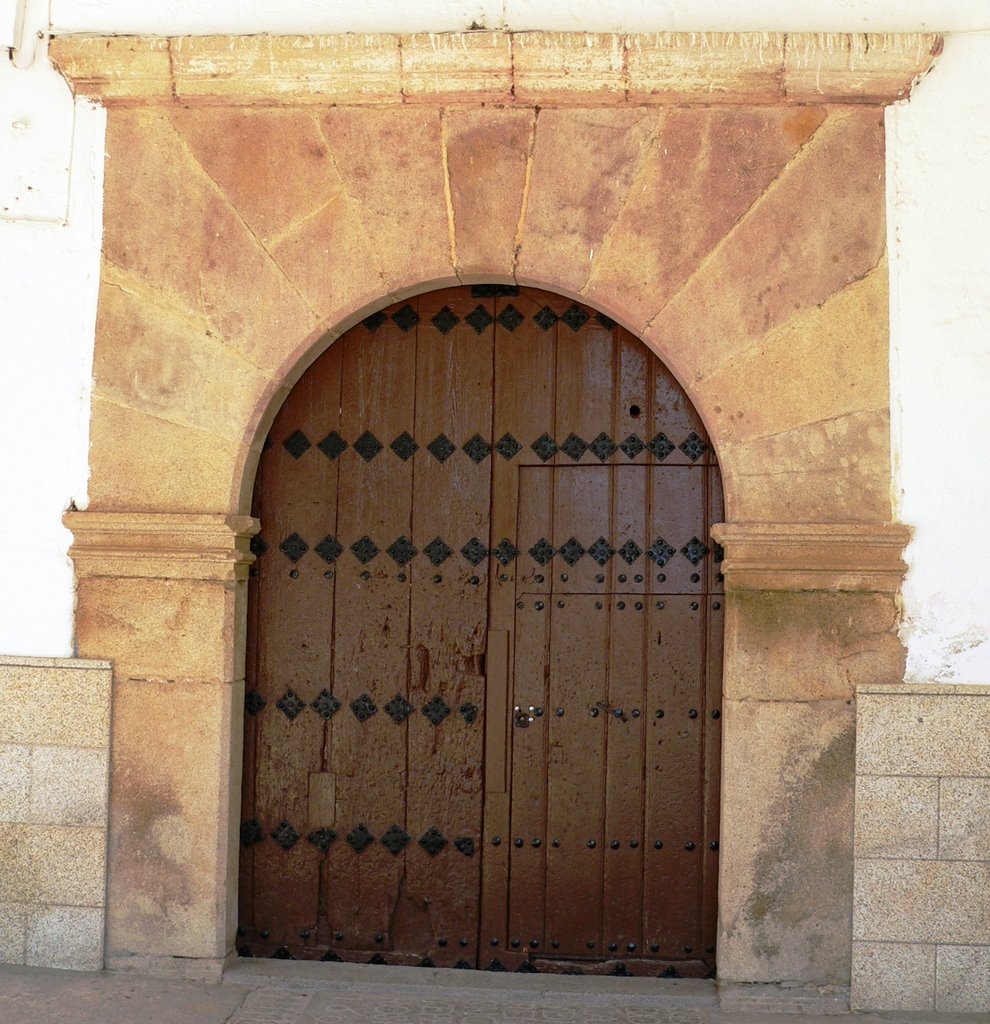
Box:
[0, 962, 986, 1024]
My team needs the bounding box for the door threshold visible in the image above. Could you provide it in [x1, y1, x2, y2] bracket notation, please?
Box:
[222, 957, 716, 1006]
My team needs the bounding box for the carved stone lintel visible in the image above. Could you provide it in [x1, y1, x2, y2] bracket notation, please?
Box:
[65, 511, 259, 582]
[50, 31, 942, 107]
[711, 522, 911, 593]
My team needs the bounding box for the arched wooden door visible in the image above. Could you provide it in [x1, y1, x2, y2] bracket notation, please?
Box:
[238, 286, 723, 977]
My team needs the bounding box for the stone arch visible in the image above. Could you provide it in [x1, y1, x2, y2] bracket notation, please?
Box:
[61, 33, 918, 984]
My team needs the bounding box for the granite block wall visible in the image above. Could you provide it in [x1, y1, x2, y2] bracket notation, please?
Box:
[852, 683, 990, 1011]
[0, 656, 111, 971]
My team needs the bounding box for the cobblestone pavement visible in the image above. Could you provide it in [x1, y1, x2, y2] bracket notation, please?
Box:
[0, 962, 984, 1024]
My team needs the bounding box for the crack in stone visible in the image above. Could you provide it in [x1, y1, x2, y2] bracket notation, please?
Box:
[511, 106, 539, 284]
[165, 118, 322, 323]
[642, 107, 834, 335]
[439, 108, 462, 283]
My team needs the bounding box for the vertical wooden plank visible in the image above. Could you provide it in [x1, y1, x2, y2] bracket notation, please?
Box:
[643, 594, 705, 958]
[248, 342, 344, 953]
[403, 288, 492, 966]
[544, 593, 609, 957]
[328, 304, 415, 954]
[485, 631, 509, 794]
[601, 583, 647, 957]
[483, 288, 557, 956]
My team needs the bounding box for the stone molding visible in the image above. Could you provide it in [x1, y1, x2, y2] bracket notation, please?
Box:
[711, 522, 911, 593]
[65, 511, 259, 582]
[50, 31, 941, 107]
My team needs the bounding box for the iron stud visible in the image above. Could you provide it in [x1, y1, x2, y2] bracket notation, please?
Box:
[691, 573, 700, 583]
[632, 709, 641, 718]
[335, 932, 344, 941]
[596, 574, 605, 583]
[707, 946, 715, 955]
[514, 838, 523, 847]
[685, 841, 696, 850]
[691, 601, 699, 610]
[438, 938, 448, 947]
[635, 601, 643, 610]
[535, 601, 545, 610]
[560, 573, 568, 582]
[684, 946, 693, 954]
[656, 601, 664, 609]
[398, 573, 406, 582]
[688, 709, 698, 718]
[712, 710, 721, 719]
[618, 574, 627, 583]
[237, 927, 246, 937]
[516, 601, 524, 609]
[610, 840, 620, 849]
[627, 943, 636, 952]
[492, 837, 501, 846]
[375, 933, 383, 943]
[655, 710, 664, 718]
[635, 574, 643, 582]
[595, 601, 603, 609]
[261, 930, 270, 939]
[511, 939, 520, 948]
[555, 707, 564, 717]
[433, 574, 442, 583]
[460, 938, 468, 947]
[590, 708, 599, 717]
[630, 839, 639, 848]
[710, 840, 719, 850]
[713, 601, 721, 610]
[587, 839, 596, 848]
[289, 570, 299, 579]
[551, 940, 560, 949]
[529, 939, 539, 949]
[470, 576, 480, 585]
[535, 574, 544, 583]
[491, 938, 499, 946]
[657, 573, 666, 582]
[617, 601, 625, 609]
[587, 942, 595, 950]
[613, 708, 623, 718]
[650, 944, 660, 953]
[557, 600, 565, 608]
[552, 839, 560, 847]
[360, 570, 371, 580]
[654, 840, 663, 849]
[609, 943, 618, 952]
[324, 571, 333, 579]
[532, 838, 541, 848]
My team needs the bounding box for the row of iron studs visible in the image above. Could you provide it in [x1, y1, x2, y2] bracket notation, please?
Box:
[276, 427, 708, 465]
[245, 689, 478, 724]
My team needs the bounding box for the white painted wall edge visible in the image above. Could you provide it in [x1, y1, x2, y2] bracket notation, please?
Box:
[48, 0, 990, 37]
[888, 31, 990, 684]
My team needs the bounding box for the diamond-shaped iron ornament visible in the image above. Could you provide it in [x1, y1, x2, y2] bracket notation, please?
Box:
[431, 306, 460, 335]
[496, 305, 524, 332]
[427, 433, 457, 463]
[517, 961, 539, 974]
[589, 432, 617, 461]
[315, 536, 344, 564]
[280, 533, 309, 563]
[368, 954, 387, 965]
[363, 310, 388, 333]
[283, 430, 311, 459]
[245, 689, 266, 716]
[317, 430, 348, 460]
[647, 433, 675, 460]
[533, 307, 559, 331]
[561, 304, 590, 332]
[487, 959, 507, 972]
[619, 434, 646, 459]
[462, 434, 492, 464]
[531, 433, 558, 462]
[681, 537, 709, 566]
[588, 537, 615, 566]
[495, 433, 522, 460]
[353, 431, 383, 462]
[493, 539, 518, 565]
[240, 819, 263, 846]
[347, 824, 375, 853]
[391, 304, 420, 332]
[351, 536, 380, 564]
[618, 540, 643, 565]
[529, 538, 555, 565]
[380, 824, 411, 855]
[422, 695, 451, 725]
[424, 537, 454, 566]
[308, 828, 337, 852]
[350, 693, 377, 722]
[459, 703, 479, 724]
[384, 695, 414, 724]
[250, 535, 268, 557]
[713, 542, 725, 564]
[461, 537, 488, 566]
[596, 312, 617, 329]
[559, 537, 586, 566]
[472, 284, 519, 297]
[311, 689, 342, 720]
[387, 536, 418, 566]
[560, 433, 588, 461]
[419, 827, 448, 856]
[680, 432, 708, 462]
[647, 538, 676, 567]
[465, 305, 494, 335]
[272, 820, 300, 850]
[277, 690, 306, 720]
[454, 837, 476, 857]
[390, 432, 419, 461]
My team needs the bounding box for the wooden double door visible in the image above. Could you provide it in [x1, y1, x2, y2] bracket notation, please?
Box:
[239, 286, 723, 976]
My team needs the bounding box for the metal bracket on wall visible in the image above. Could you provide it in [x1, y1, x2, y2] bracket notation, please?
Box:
[8, 0, 48, 68]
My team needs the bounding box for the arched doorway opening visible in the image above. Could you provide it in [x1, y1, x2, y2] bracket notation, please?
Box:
[237, 285, 723, 977]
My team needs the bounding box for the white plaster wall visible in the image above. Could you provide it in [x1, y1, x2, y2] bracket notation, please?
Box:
[1, 2, 989, 683]
[0, 60, 104, 656]
[887, 32, 990, 684]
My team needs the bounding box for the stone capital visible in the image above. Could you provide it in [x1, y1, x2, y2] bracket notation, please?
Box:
[65, 511, 259, 583]
[51, 31, 941, 107]
[711, 521, 911, 593]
